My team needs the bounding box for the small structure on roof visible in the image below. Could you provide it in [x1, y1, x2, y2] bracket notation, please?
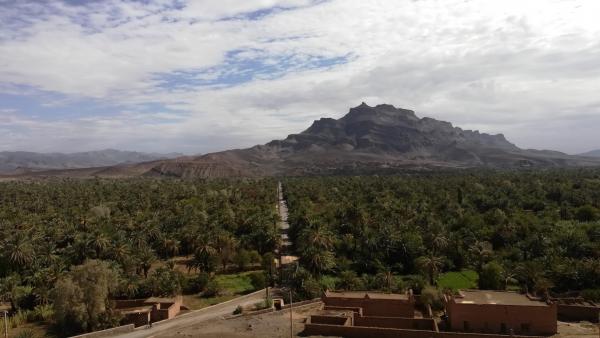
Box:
[445, 290, 557, 336]
[322, 290, 415, 317]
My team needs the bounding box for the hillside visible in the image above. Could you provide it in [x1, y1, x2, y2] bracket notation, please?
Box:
[578, 149, 600, 157]
[139, 103, 600, 178]
[0, 149, 182, 174]
[5, 103, 600, 179]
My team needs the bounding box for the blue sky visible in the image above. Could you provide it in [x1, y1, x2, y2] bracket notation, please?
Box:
[1, 0, 600, 154]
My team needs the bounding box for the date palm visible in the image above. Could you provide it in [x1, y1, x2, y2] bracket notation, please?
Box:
[416, 254, 444, 285]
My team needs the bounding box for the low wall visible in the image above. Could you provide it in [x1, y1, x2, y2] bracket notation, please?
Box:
[69, 324, 135, 338]
[558, 304, 600, 322]
[354, 316, 437, 331]
[304, 323, 546, 338]
[324, 305, 363, 315]
[311, 315, 351, 326]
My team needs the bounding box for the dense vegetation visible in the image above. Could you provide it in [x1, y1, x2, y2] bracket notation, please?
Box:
[0, 178, 278, 335]
[283, 170, 600, 298]
[2, 170, 600, 336]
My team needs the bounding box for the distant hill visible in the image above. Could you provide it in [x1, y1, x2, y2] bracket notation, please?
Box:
[578, 149, 600, 157]
[0, 149, 182, 174]
[5, 103, 600, 179]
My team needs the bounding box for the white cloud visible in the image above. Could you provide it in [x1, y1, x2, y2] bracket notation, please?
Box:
[1, 0, 600, 154]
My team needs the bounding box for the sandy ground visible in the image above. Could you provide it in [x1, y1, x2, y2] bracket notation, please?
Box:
[555, 321, 599, 338]
[154, 303, 335, 338]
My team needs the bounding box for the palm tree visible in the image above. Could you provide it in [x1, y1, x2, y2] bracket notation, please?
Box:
[2, 230, 35, 268]
[416, 254, 444, 285]
[137, 246, 156, 278]
[469, 240, 493, 273]
[297, 223, 336, 275]
[88, 231, 110, 258]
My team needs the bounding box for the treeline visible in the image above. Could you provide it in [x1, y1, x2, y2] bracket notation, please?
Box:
[283, 170, 600, 298]
[0, 178, 278, 335]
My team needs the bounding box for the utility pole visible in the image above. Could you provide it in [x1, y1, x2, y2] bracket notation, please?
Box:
[289, 289, 293, 338]
[2, 310, 7, 338]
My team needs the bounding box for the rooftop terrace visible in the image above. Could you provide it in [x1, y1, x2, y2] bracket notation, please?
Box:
[453, 290, 550, 307]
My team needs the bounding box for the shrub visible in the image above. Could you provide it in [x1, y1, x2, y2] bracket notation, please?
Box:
[15, 329, 38, 338]
[254, 297, 273, 310]
[232, 305, 243, 315]
[183, 272, 211, 294]
[202, 279, 222, 298]
[479, 261, 504, 290]
[248, 272, 266, 290]
[420, 286, 444, 311]
[31, 304, 54, 322]
[581, 289, 600, 302]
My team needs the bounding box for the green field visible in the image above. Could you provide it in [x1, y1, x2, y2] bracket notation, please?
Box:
[437, 270, 479, 290]
[183, 270, 263, 310]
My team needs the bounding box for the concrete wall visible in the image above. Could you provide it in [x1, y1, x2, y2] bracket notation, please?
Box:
[70, 324, 134, 338]
[304, 323, 545, 338]
[558, 304, 600, 323]
[446, 302, 557, 335]
[323, 297, 414, 317]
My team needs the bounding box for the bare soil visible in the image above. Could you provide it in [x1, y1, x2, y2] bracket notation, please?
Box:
[555, 321, 599, 338]
[154, 302, 336, 338]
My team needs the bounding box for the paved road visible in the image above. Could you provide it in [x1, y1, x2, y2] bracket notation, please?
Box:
[111, 290, 266, 338]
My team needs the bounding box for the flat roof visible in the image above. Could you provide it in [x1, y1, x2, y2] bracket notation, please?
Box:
[325, 291, 409, 300]
[454, 290, 549, 307]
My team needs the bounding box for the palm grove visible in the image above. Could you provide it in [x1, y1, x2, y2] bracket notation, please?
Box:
[0, 170, 599, 335]
[0, 179, 279, 335]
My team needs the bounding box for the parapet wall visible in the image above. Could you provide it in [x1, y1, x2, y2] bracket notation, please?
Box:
[304, 323, 546, 338]
[70, 324, 135, 338]
[354, 315, 437, 331]
[557, 304, 600, 323]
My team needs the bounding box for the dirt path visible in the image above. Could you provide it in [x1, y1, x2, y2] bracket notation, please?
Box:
[277, 181, 297, 265]
[153, 302, 326, 338]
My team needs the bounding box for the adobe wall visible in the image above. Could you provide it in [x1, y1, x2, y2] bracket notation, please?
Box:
[446, 302, 557, 335]
[112, 299, 146, 309]
[310, 315, 351, 326]
[323, 297, 414, 317]
[558, 304, 600, 323]
[123, 312, 150, 327]
[304, 323, 545, 338]
[354, 316, 437, 331]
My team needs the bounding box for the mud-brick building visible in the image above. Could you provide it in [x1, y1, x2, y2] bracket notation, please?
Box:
[322, 291, 415, 317]
[445, 290, 557, 336]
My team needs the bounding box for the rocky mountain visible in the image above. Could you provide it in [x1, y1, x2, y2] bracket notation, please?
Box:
[0, 149, 182, 174]
[578, 149, 600, 157]
[5, 103, 600, 179]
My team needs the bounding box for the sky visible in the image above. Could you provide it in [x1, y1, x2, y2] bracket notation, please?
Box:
[1, 0, 600, 155]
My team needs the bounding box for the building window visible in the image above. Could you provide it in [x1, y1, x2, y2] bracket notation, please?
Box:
[463, 321, 470, 332]
[501, 323, 507, 334]
[521, 323, 530, 333]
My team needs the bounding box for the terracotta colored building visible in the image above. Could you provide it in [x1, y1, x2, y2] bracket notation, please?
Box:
[322, 291, 415, 317]
[445, 290, 557, 336]
[113, 296, 183, 327]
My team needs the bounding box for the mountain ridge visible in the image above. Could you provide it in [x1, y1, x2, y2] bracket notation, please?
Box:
[3, 103, 599, 179]
[0, 149, 183, 174]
